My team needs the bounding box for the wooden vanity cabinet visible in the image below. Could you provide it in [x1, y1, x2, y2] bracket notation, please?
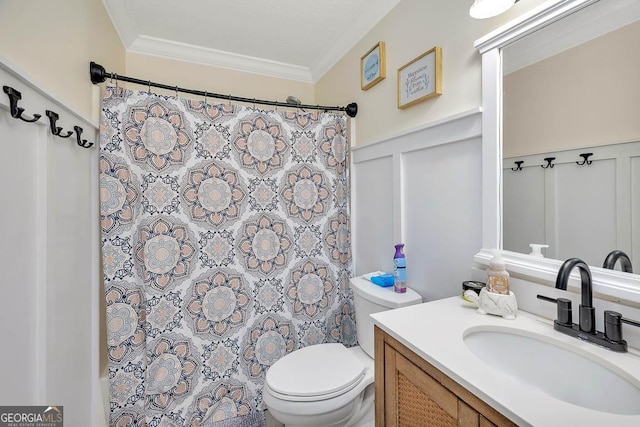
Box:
[374, 326, 517, 427]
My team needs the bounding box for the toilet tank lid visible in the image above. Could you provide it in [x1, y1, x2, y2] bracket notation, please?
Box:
[265, 343, 365, 398]
[350, 276, 422, 308]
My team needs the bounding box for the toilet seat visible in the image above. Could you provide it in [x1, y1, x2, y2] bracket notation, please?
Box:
[265, 343, 366, 402]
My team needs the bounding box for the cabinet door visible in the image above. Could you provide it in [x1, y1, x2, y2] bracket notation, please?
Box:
[480, 416, 498, 427]
[376, 327, 515, 427]
[385, 343, 459, 426]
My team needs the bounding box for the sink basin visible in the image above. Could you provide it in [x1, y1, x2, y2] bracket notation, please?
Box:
[463, 326, 640, 415]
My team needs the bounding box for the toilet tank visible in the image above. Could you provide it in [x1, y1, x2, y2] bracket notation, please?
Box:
[350, 276, 422, 358]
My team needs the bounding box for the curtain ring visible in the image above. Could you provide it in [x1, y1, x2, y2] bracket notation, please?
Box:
[275, 100, 278, 112]
[175, 85, 179, 100]
[228, 94, 231, 107]
[115, 74, 119, 95]
[204, 91, 208, 106]
[253, 98, 256, 109]
[147, 80, 151, 94]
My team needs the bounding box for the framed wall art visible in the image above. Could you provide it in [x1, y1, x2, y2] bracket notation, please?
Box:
[397, 46, 442, 109]
[360, 41, 386, 91]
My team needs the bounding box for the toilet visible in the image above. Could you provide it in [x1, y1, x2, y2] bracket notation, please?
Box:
[263, 275, 422, 426]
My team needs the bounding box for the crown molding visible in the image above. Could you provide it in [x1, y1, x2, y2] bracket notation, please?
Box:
[104, 0, 400, 83]
[474, 0, 598, 53]
[504, 0, 640, 74]
[128, 36, 314, 82]
[102, 0, 138, 48]
[310, 0, 401, 81]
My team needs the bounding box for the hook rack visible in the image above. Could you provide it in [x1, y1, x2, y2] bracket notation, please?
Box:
[541, 157, 556, 169]
[511, 160, 524, 171]
[576, 152, 593, 166]
[2, 85, 93, 148]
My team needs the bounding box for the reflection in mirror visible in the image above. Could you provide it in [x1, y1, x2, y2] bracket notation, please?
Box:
[501, 0, 640, 274]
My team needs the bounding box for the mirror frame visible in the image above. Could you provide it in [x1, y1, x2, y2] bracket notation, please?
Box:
[473, 0, 640, 305]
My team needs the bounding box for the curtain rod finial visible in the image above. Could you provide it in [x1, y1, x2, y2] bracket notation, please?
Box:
[90, 62, 106, 84]
[346, 103, 358, 118]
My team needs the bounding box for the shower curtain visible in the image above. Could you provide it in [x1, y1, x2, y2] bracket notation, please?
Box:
[100, 85, 354, 426]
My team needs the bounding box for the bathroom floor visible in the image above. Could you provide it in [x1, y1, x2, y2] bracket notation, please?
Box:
[265, 410, 284, 427]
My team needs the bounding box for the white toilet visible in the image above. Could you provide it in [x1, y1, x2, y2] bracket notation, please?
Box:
[263, 275, 422, 426]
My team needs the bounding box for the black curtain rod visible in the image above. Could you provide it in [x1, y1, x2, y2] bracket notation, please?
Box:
[89, 62, 358, 118]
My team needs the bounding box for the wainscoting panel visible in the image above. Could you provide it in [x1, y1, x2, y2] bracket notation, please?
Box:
[503, 163, 545, 255]
[0, 58, 101, 425]
[404, 139, 482, 302]
[553, 158, 617, 265]
[504, 141, 639, 269]
[632, 155, 640, 274]
[352, 109, 482, 302]
[353, 155, 395, 275]
[0, 108, 41, 404]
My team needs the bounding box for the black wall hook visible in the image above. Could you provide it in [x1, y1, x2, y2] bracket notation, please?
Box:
[3, 86, 41, 123]
[576, 152, 593, 166]
[46, 110, 73, 138]
[541, 157, 556, 169]
[73, 126, 94, 148]
[511, 160, 524, 171]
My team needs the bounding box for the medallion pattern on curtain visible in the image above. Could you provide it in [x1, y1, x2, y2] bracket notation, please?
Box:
[100, 86, 354, 426]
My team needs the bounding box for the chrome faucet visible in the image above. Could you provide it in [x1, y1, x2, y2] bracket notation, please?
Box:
[602, 250, 633, 273]
[555, 258, 594, 333]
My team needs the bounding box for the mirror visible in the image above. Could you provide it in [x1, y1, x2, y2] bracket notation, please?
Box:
[501, 0, 640, 273]
[475, 0, 640, 305]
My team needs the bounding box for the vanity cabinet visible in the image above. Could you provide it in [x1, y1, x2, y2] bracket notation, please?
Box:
[374, 326, 516, 427]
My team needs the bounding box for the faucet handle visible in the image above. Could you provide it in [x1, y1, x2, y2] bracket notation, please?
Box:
[537, 295, 573, 326]
[604, 311, 640, 343]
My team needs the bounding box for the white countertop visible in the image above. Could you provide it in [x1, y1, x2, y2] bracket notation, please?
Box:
[371, 296, 640, 427]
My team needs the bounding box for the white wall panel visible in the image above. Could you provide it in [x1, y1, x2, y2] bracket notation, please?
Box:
[353, 155, 394, 275]
[503, 165, 545, 255]
[504, 142, 638, 269]
[553, 159, 617, 266]
[352, 109, 482, 302]
[632, 156, 640, 272]
[0, 59, 102, 425]
[0, 109, 40, 404]
[404, 139, 482, 301]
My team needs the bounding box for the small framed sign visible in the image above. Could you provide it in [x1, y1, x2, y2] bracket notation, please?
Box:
[397, 46, 442, 109]
[360, 42, 386, 91]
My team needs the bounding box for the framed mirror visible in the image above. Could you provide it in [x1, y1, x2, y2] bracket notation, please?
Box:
[474, 0, 640, 304]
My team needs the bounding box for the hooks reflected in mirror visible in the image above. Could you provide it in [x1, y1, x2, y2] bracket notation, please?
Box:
[511, 160, 524, 171]
[577, 152, 593, 166]
[541, 157, 556, 169]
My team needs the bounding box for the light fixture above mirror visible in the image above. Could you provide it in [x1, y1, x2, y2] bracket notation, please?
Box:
[470, 0, 517, 19]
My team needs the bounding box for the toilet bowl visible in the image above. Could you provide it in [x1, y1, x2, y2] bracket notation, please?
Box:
[263, 344, 374, 427]
[263, 276, 422, 426]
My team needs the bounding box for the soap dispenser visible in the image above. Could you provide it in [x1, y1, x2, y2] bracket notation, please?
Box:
[486, 250, 510, 295]
[529, 243, 549, 258]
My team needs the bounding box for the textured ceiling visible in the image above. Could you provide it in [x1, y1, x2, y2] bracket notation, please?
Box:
[103, 0, 401, 82]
